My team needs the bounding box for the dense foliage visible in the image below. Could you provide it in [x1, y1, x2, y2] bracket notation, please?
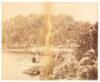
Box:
[2, 14, 98, 80]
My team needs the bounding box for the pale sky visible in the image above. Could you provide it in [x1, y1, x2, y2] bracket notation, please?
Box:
[2, 3, 98, 23]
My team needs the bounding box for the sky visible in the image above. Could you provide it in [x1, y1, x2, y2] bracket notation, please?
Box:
[2, 2, 98, 23]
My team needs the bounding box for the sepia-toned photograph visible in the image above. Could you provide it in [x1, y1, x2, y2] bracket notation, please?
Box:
[2, 2, 98, 80]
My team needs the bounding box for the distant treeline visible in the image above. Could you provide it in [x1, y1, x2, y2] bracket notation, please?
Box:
[2, 14, 98, 53]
